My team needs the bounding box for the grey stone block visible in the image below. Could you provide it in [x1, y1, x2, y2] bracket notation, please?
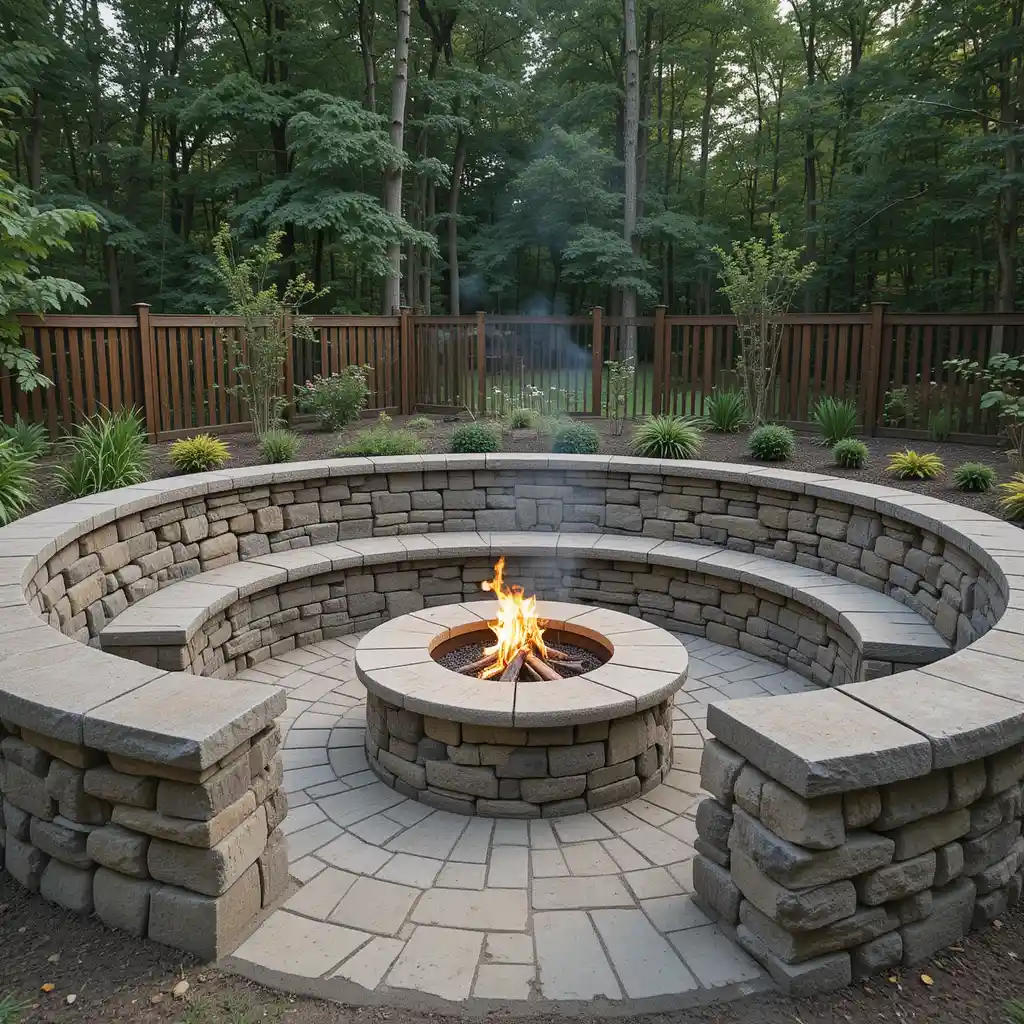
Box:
[962, 820, 1022, 874]
[900, 877, 975, 965]
[737, 925, 852, 996]
[5, 761, 57, 820]
[695, 797, 733, 852]
[843, 789, 881, 829]
[520, 775, 586, 803]
[258, 827, 288, 907]
[476, 799, 540, 818]
[856, 851, 936, 906]
[84, 766, 157, 808]
[586, 776, 640, 809]
[760, 782, 845, 851]
[87, 824, 150, 878]
[4, 834, 47, 891]
[425, 761, 497, 798]
[875, 773, 950, 830]
[548, 742, 605, 777]
[851, 932, 902, 979]
[700, 740, 745, 806]
[885, 808, 970, 861]
[156, 751, 251, 821]
[93, 866, 155, 936]
[934, 841, 964, 886]
[113, 791, 256, 849]
[40, 858, 94, 914]
[692, 854, 741, 925]
[29, 817, 92, 869]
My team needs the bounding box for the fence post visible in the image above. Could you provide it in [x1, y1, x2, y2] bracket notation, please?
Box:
[282, 312, 294, 425]
[135, 302, 158, 441]
[652, 305, 667, 415]
[591, 307, 604, 415]
[400, 307, 413, 414]
[863, 301, 889, 436]
[476, 310, 487, 416]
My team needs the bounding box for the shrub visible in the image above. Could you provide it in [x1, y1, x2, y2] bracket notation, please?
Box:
[408, 415, 434, 430]
[883, 386, 916, 427]
[748, 423, 795, 461]
[169, 433, 231, 474]
[886, 449, 943, 480]
[55, 407, 149, 497]
[833, 438, 869, 469]
[336, 426, 425, 457]
[631, 416, 704, 460]
[296, 365, 372, 431]
[451, 422, 500, 454]
[509, 408, 536, 429]
[953, 461, 996, 493]
[706, 389, 747, 432]
[605, 357, 635, 436]
[999, 474, 1024, 520]
[552, 422, 600, 455]
[260, 428, 301, 464]
[0, 415, 48, 460]
[0, 439, 35, 525]
[811, 397, 859, 446]
[927, 407, 955, 442]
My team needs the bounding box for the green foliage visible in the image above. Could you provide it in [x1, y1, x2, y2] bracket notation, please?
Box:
[55, 407, 149, 497]
[706, 389, 748, 432]
[713, 223, 815, 425]
[1006, 999, 1024, 1024]
[631, 416, 704, 460]
[0, 414, 48, 459]
[927, 407, 955, 442]
[508, 408, 536, 429]
[451, 422, 500, 453]
[811, 397, 859, 446]
[169, 434, 231, 473]
[886, 449, 944, 480]
[260, 429, 301, 463]
[947, 354, 1024, 459]
[0, 991, 32, 1024]
[336, 426, 425, 457]
[604, 357, 635, 436]
[296, 366, 372, 431]
[883, 388, 917, 428]
[832, 438, 869, 469]
[999, 475, 1024, 521]
[0, 438, 35, 524]
[748, 424, 795, 462]
[408, 415, 434, 430]
[552, 422, 600, 455]
[953, 461, 996, 492]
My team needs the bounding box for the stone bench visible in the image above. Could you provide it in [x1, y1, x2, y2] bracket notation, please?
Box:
[97, 532, 949, 686]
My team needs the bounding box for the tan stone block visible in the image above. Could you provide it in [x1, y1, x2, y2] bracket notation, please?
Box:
[113, 790, 257, 849]
[4, 761, 57, 820]
[949, 761, 986, 810]
[258, 827, 289, 907]
[875, 773, 949, 830]
[264, 788, 288, 833]
[87, 824, 151, 878]
[462, 724, 527, 745]
[20, 730, 105, 770]
[423, 716, 461, 746]
[107, 754, 217, 784]
[84, 766, 157, 808]
[156, 754, 251, 822]
[843, 789, 881, 829]
[46, 760, 109, 825]
[761, 782, 845, 851]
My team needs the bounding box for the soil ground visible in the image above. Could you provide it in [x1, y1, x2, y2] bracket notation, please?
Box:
[29, 414, 1021, 520]
[2, 873, 1024, 1023]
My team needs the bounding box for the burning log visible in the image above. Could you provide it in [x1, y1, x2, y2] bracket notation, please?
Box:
[525, 653, 562, 681]
[500, 650, 528, 681]
[457, 652, 499, 676]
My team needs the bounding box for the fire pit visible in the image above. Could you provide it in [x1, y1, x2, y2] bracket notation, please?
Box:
[355, 560, 689, 818]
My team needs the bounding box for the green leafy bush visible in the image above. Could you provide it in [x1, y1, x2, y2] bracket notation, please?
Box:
[953, 461, 996, 492]
[336, 426, 425, 457]
[296, 365, 371, 431]
[0, 415, 48, 459]
[706, 389, 747, 432]
[55, 407, 149, 497]
[811, 397, 859, 446]
[260, 428, 301, 464]
[509, 408, 536, 429]
[927, 407, 955, 442]
[552, 422, 600, 454]
[408, 415, 434, 430]
[886, 449, 943, 480]
[169, 433, 231, 473]
[883, 387, 916, 427]
[451, 422, 500, 454]
[631, 416, 704, 460]
[0, 439, 35, 525]
[833, 438, 869, 469]
[748, 423, 795, 461]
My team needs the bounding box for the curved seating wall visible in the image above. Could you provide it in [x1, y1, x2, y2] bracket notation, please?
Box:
[0, 453, 1021, 988]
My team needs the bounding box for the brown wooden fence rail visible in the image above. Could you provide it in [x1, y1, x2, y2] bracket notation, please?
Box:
[12, 304, 1024, 443]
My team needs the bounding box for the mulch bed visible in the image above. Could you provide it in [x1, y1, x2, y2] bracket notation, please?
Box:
[26, 414, 1020, 521]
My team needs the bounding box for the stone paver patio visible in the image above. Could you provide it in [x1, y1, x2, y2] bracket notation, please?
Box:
[228, 631, 818, 1007]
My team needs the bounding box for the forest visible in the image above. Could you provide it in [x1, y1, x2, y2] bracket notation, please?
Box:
[0, 0, 1020, 318]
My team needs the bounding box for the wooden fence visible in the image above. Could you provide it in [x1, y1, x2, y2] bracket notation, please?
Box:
[12, 304, 1024, 442]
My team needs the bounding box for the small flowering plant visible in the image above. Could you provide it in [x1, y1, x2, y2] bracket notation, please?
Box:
[295, 365, 372, 431]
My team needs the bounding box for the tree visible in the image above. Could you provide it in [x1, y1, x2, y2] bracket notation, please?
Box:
[621, 0, 640, 357]
[383, 0, 412, 313]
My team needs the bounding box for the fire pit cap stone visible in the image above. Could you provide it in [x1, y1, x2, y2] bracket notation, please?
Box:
[355, 601, 688, 728]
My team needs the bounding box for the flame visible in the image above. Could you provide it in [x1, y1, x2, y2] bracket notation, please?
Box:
[479, 557, 547, 678]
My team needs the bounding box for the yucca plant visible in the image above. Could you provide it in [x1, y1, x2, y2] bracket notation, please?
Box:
[999, 474, 1024, 520]
[748, 423, 796, 462]
[706, 389, 748, 432]
[0, 438, 35, 525]
[552, 422, 600, 454]
[886, 449, 944, 480]
[631, 415, 704, 460]
[0, 414, 48, 460]
[169, 433, 231, 473]
[832, 438, 869, 469]
[953, 461, 996, 493]
[811, 396, 859, 446]
[260, 428, 301, 464]
[55, 406, 149, 497]
[451, 422, 500, 453]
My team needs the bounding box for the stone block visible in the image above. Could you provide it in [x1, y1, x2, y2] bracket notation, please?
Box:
[46, 760, 109, 824]
[264, 789, 288, 834]
[147, 804, 267, 896]
[377, 749, 427, 789]
[607, 714, 651, 765]
[258, 827, 289, 907]
[737, 926, 852, 996]
[587, 760, 636, 790]
[968, 787, 1021, 838]
[695, 798, 733, 852]
[734, 764, 767, 817]
[425, 761, 498, 798]
[93, 867, 155, 936]
[5, 761, 56, 820]
[851, 932, 902, 979]
[972, 887, 1008, 928]
[20, 730, 105, 770]
[493, 748, 548, 779]
[856, 851, 936, 906]
[731, 807, 894, 890]
[387, 708, 424, 744]
[520, 775, 586, 803]
[962, 820, 1022, 874]
[476, 799, 540, 818]
[949, 761, 986, 810]
[29, 817, 92, 869]
[87, 824, 150, 878]
[974, 838, 1024, 895]
[83, 766, 157, 808]
[843, 789, 881, 829]
[885, 809, 970, 861]
[4, 835, 47, 890]
[2, 736, 51, 774]
[548, 742, 605, 777]
[875, 773, 949, 830]
[985, 745, 1024, 796]
[40, 859, 94, 914]
[423, 717, 460, 746]
[900, 877, 975, 965]
[896, 889, 932, 924]
[541, 797, 587, 817]
[586, 776, 640, 809]
[156, 753, 251, 822]
[148, 862, 262, 960]
[934, 842, 964, 886]
[692, 854, 742, 925]
[114, 791, 257, 850]
[2, 799, 30, 841]
[761, 782, 845, 851]
[700, 740, 745, 806]
[731, 849, 857, 933]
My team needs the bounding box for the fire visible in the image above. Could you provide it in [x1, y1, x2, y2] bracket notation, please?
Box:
[479, 557, 547, 679]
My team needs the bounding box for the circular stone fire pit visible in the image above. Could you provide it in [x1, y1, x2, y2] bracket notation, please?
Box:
[355, 601, 688, 818]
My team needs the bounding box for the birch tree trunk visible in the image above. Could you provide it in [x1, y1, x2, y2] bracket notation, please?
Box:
[622, 0, 640, 359]
[383, 0, 411, 315]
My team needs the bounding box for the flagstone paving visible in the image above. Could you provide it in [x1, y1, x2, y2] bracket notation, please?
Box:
[228, 632, 818, 1008]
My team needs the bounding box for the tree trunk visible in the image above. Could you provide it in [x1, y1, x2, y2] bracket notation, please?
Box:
[621, 0, 640, 358]
[448, 130, 467, 314]
[27, 90, 43, 190]
[105, 244, 121, 315]
[383, 0, 412, 314]
[358, 0, 378, 112]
